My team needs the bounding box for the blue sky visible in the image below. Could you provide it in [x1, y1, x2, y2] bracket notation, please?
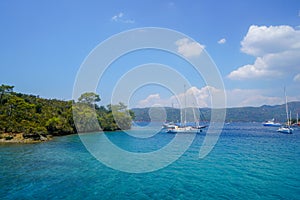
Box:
[1, 0, 300, 108]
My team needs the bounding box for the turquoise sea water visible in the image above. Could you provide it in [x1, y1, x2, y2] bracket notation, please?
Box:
[1, 123, 299, 199]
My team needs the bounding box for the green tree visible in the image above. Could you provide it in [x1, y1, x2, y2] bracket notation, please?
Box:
[0, 84, 14, 104]
[78, 92, 100, 105]
[112, 111, 132, 130]
[6, 95, 35, 119]
[45, 117, 73, 135]
[107, 102, 133, 130]
[98, 112, 118, 131]
[72, 103, 100, 133]
[0, 86, 134, 141]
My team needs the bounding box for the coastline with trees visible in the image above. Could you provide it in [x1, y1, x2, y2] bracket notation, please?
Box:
[0, 84, 134, 143]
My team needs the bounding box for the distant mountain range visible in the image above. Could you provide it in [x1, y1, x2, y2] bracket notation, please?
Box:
[131, 101, 300, 123]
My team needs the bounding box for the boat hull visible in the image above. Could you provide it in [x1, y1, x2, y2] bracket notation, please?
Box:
[263, 123, 281, 127]
[166, 126, 204, 133]
[277, 127, 293, 134]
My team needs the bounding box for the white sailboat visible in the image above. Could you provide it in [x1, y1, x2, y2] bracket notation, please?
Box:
[166, 108, 203, 133]
[167, 86, 206, 133]
[277, 89, 293, 134]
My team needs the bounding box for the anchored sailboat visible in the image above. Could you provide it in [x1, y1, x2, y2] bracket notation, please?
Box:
[166, 107, 205, 133]
[277, 88, 293, 134]
[167, 86, 206, 133]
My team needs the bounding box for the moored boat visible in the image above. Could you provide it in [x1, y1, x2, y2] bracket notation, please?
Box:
[262, 118, 281, 127]
[162, 122, 176, 129]
[166, 86, 206, 133]
[277, 88, 293, 134]
[166, 125, 201, 133]
[277, 126, 293, 134]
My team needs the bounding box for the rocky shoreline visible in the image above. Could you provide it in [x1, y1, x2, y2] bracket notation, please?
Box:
[0, 133, 52, 143]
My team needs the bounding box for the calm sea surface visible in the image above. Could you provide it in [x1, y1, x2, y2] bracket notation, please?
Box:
[1, 123, 299, 199]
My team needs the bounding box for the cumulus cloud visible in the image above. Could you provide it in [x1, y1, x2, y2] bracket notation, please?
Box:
[136, 86, 227, 108]
[172, 86, 213, 108]
[135, 86, 300, 108]
[136, 86, 220, 108]
[228, 25, 300, 80]
[111, 12, 135, 24]
[228, 57, 282, 80]
[241, 25, 300, 56]
[137, 94, 173, 108]
[138, 94, 161, 107]
[218, 38, 226, 44]
[175, 38, 205, 58]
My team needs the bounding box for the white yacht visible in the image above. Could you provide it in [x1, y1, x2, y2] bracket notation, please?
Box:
[262, 118, 281, 127]
[277, 89, 293, 134]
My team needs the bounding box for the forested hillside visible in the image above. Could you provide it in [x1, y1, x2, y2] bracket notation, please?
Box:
[0, 85, 133, 142]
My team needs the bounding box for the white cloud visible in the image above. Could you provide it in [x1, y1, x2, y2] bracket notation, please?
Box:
[218, 38, 226, 44]
[175, 38, 205, 58]
[176, 86, 286, 108]
[228, 57, 282, 80]
[136, 86, 217, 108]
[294, 73, 300, 81]
[228, 25, 300, 80]
[111, 12, 135, 24]
[226, 89, 283, 107]
[172, 86, 212, 108]
[137, 94, 170, 108]
[136, 86, 226, 108]
[241, 25, 300, 56]
[135, 86, 300, 108]
[111, 12, 123, 21]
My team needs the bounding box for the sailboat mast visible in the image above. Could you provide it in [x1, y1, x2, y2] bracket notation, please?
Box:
[184, 85, 187, 126]
[284, 88, 289, 126]
[289, 111, 292, 126]
[192, 105, 198, 127]
[180, 106, 183, 126]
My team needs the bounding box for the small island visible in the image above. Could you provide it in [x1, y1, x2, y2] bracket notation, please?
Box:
[0, 84, 134, 143]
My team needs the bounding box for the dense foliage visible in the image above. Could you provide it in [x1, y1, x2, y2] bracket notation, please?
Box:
[0, 84, 133, 141]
